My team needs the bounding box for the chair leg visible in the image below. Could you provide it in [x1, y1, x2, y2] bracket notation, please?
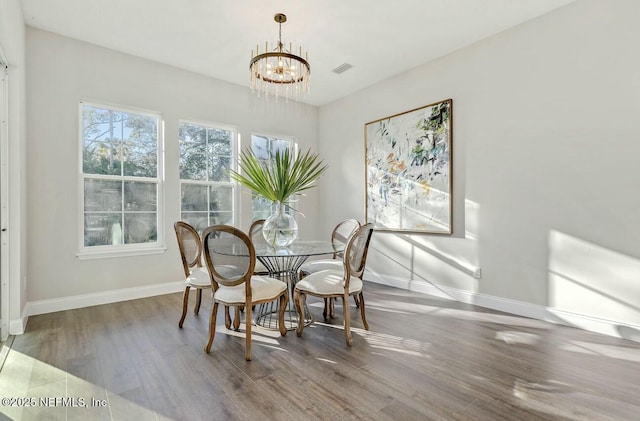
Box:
[194, 288, 202, 315]
[323, 298, 330, 321]
[233, 306, 241, 331]
[353, 294, 360, 309]
[358, 292, 369, 330]
[205, 302, 219, 353]
[245, 304, 252, 361]
[329, 297, 336, 318]
[278, 293, 288, 337]
[224, 306, 231, 329]
[342, 295, 353, 346]
[179, 286, 190, 328]
[294, 289, 306, 337]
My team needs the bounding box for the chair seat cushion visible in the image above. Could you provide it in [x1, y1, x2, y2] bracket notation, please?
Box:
[186, 267, 210, 288]
[299, 259, 343, 275]
[214, 276, 286, 305]
[295, 270, 362, 296]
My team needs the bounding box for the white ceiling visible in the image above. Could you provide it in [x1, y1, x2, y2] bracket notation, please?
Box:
[20, 0, 575, 106]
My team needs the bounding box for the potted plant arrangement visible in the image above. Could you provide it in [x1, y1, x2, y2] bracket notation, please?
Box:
[231, 148, 327, 247]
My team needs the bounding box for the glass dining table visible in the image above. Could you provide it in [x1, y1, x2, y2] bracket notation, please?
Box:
[253, 240, 343, 330]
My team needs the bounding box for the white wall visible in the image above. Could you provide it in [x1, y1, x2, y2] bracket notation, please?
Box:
[25, 28, 319, 305]
[0, 0, 28, 334]
[319, 0, 640, 340]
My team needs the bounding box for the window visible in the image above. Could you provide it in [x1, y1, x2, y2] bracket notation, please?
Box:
[80, 103, 162, 254]
[250, 134, 295, 220]
[179, 122, 235, 232]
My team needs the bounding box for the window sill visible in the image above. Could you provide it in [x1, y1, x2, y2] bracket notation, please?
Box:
[77, 245, 167, 260]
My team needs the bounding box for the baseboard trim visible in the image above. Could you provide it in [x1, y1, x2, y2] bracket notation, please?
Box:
[365, 270, 640, 343]
[9, 305, 29, 335]
[26, 281, 184, 318]
[18, 272, 640, 343]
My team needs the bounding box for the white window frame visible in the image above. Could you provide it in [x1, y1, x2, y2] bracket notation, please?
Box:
[77, 101, 165, 259]
[179, 120, 237, 231]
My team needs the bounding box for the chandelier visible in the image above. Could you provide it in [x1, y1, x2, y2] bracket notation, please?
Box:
[250, 13, 310, 100]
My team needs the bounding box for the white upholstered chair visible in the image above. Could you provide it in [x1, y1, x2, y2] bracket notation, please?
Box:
[299, 218, 361, 319]
[294, 223, 375, 346]
[174, 221, 212, 328]
[175, 221, 237, 329]
[299, 218, 361, 276]
[202, 225, 288, 360]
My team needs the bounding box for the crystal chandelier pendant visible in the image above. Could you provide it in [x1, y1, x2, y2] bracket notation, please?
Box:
[249, 13, 310, 101]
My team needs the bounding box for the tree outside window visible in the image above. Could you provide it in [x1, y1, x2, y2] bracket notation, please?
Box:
[81, 104, 160, 248]
[179, 122, 235, 233]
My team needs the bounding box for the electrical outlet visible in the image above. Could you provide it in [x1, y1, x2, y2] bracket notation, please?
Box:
[472, 268, 482, 279]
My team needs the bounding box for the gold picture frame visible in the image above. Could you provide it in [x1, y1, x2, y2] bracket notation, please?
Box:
[365, 98, 452, 234]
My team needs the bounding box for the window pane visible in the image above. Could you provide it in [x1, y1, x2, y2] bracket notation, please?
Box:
[208, 155, 231, 182]
[181, 212, 209, 233]
[181, 183, 208, 212]
[84, 213, 123, 246]
[83, 141, 123, 176]
[83, 107, 124, 175]
[179, 123, 207, 181]
[84, 179, 122, 212]
[82, 104, 161, 250]
[179, 122, 235, 227]
[124, 212, 157, 244]
[123, 114, 158, 178]
[251, 135, 269, 160]
[271, 139, 290, 157]
[124, 181, 157, 211]
[211, 211, 233, 225]
[252, 194, 272, 220]
[207, 128, 232, 182]
[210, 185, 233, 213]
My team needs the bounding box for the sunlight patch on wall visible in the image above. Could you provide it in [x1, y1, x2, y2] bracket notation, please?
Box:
[366, 197, 481, 286]
[548, 230, 640, 326]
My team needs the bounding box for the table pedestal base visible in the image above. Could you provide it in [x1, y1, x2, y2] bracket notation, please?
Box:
[254, 254, 312, 331]
[255, 306, 312, 331]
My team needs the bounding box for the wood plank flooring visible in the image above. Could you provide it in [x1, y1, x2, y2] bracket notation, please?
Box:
[1, 283, 640, 420]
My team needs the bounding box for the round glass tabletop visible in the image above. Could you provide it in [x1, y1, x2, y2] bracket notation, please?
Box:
[254, 240, 344, 258]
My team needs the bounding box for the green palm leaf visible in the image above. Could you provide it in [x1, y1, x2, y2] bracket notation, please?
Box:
[230, 148, 328, 204]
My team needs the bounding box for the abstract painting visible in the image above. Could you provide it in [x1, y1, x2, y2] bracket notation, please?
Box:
[365, 99, 452, 234]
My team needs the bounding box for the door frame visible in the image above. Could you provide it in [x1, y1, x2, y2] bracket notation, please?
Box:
[0, 48, 9, 341]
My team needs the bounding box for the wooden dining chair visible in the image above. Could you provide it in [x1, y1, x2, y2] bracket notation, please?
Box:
[299, 219, 361, 275]
[202, 225, 288, 360]
[174, 221, 212, 328]
[248, 219, 270, 275]
[299, 218, 361, 319]
[175, 221, 235, 329]
[294, 223, 375, 346]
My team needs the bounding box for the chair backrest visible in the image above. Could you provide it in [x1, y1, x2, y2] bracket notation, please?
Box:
[331, 219, 361, 258]
[343, 223, 375, 285]
[202, 225, 255, 292]
[248, 219, 268, 248]
[174, 221, 203, 278]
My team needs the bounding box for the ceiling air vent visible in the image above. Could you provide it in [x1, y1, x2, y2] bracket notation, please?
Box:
[332, 63, 353, 74]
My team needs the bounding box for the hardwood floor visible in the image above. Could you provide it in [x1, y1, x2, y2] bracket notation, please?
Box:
[1, 283, 640, 420]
